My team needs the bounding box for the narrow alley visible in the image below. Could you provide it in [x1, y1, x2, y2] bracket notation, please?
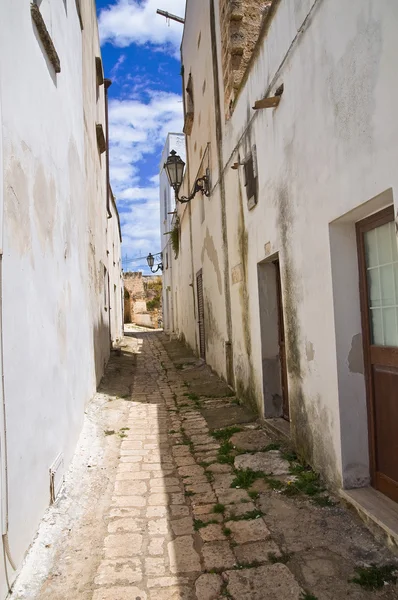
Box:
[10, 330, 398, 600]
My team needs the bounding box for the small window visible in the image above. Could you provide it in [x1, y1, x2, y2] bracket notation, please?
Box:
[75, 0, 84, 29]
[164, 189, 168, 221]
[244, 145, 258, 210]
[31, 2, 61, 73]
[104, 267, 108, 309]
[183, 73, 194, 135]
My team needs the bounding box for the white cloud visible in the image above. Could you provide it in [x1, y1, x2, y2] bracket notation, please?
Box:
[110, 54, 126, 80]
[99, 0, 186, 56]
[108, 87, 183, 265]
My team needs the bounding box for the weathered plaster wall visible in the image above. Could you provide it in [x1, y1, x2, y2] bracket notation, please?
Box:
[175, 0, 398, 495]
[160, 134, 185, 334]
[221, 0, 398, 487]
[0, 0, 116, 595]
[108, 196, 123, 343]
[176, 0, 229, 377]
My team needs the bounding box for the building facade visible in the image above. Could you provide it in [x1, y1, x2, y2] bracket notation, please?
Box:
[0, 0, 122, 595]
[170, 0, 398, 519]
[160, 133, 185, 334]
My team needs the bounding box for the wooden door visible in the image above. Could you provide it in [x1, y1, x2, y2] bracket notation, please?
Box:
[274, 260, 289, 420]
[197, 270, 206, 359]
[357, 206, 398, 503]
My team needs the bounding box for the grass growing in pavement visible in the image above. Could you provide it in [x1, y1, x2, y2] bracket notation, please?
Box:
[231, 468, 263, 489]
[248, 490, 260, 500]
[218, 441, 235, 464]
[263, 442, 282, 451]
[350, 564, 398, 590]
[194, 518, 218, 531]
[223, 526, 232, 536]
[211, 426, 243, 441]
[104, 430, 115, 436]
[213, 503, 225, 514]
[300, 594, 318, 600]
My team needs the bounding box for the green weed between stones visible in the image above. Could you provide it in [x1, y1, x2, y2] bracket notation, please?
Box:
[218, 441, 235, 465]
[194, 518, 218, 531]
[263, 442, 281, 451]
[231, 468, 263, 489]
[184, 490, 194, 497]
[300, 594, 318, 600]
[213, 503, 225, 514]
[249, 490, 260, 500]
[211, 426, 243, 441]
[350, 564, 397, 590]
[104, 430, 115, 436]
[223, 526, 232, 536]
[268, 551, 292, 564]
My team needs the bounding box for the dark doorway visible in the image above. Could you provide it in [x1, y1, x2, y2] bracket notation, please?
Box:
[274, 260, 289, 420]
[357, 205, 398, 503]
[257, 258, 289, 420]
[196, 270, 206, 359]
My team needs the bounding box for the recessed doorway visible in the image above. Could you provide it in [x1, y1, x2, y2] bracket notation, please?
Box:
[257, 258, 289, 420]
[357, 205, 398, 503]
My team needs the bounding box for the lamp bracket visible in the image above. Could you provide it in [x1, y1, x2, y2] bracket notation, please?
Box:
[175, 173, 210, 204]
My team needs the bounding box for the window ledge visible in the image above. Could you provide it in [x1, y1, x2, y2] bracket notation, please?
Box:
[31, 3, 61, 73]
[183, 112, 194, 135]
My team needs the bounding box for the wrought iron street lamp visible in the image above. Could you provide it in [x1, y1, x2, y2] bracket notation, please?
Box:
[164, 150, 210, 204]
[146, 252, 163, 273]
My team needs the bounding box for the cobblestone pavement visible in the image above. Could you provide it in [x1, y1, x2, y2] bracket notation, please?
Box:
[12, 331, 398, 599]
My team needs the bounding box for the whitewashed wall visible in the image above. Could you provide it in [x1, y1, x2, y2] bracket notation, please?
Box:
[175, 0, 398, 491]
[108, 194, 123, 343]
[160, 133, 185, 333]
[0, 0, 118, 595]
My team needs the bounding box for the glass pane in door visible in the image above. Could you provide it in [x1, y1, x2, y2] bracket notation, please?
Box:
[364, 221, 398, 347]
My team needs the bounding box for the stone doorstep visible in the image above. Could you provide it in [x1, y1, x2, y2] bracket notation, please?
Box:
[340, 487, 398, 554]
[261, 417, 291, 442]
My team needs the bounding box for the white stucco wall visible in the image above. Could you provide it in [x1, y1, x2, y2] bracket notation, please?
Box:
[0, 1, 117, 595]
[174, 0, 230, 375]
[160, 133, 185, 333]
[174, 0, 398, 491]
[108, 194, 123, 343]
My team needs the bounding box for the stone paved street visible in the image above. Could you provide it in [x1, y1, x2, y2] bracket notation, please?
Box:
[10, 331, 398, 599]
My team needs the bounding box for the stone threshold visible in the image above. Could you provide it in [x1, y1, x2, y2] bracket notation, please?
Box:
[340, 487, 398, 554]
[261, 417, 290, 442]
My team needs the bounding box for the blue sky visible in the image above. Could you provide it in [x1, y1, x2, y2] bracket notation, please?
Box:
[97, 0, 186, 272]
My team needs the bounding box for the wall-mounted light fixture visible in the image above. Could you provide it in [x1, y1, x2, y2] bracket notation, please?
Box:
[146, 252, 163, 273]
[164, 150, 210, 204]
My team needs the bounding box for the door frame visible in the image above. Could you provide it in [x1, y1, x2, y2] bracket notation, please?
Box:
[274, 259, 290, 421]
[356, 204, 395, 490]
[196, 269, 206, 359]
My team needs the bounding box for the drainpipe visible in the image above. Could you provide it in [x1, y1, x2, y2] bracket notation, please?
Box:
[0, 81, 16, 586]
[209, 0, 234, 385]
[104, 78, 112, 219]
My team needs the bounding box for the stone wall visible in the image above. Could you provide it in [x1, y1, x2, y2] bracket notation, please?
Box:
[124, 272, 145, 300]
[219, 0, 272, 117]
[123, 273, 162, 328]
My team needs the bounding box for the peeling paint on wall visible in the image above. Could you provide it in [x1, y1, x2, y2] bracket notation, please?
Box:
[33, 164, 56, 251]
[306, 340, 315, 362]
[5, 158, 32, 258]
[201, 228, 222, 294]
[348, 333, 364, 375]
